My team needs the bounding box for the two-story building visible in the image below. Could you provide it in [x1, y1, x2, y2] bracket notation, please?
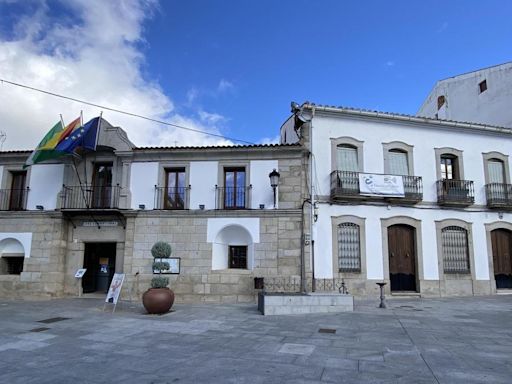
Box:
[0, 118, 306, 303]
[282, 102, 512, 297]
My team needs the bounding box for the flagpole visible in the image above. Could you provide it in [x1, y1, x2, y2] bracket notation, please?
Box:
[96, 111, 103, 149]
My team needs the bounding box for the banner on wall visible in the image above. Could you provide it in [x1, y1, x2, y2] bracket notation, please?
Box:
[359, 173, 405, 197]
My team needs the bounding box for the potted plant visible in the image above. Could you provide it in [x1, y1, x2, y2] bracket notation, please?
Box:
[142, 241, 175, 314]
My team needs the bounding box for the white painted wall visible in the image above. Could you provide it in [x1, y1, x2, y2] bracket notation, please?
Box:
[190, 161, 218, 210]
[314, 203, 500, 281]
[310, 112, 512, 284]
[418, 63, 512, 128]
[250, 160, 278, 209]
[130, 162, 158, 209]
[207, 218, 260, 243]
[311, 115, 512, 205]
[0, 233, 32, 258]
[27, 164, 64, 210]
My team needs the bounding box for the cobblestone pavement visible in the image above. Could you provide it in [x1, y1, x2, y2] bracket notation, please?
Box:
[0, 295, 511, 383]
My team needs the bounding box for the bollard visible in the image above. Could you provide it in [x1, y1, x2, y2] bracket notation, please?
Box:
[376, 282, 387, 308]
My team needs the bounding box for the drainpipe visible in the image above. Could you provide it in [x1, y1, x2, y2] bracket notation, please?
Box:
[308, 107, 316, 293]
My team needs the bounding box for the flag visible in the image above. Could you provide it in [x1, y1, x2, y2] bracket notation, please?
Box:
[23, 116, 83, 168]
[55, 117, 100, 154]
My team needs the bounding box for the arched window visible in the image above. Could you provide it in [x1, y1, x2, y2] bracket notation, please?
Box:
[0, 238, 25, 275]
[337, 223, 361, 272]
[441, 226, 470, 273]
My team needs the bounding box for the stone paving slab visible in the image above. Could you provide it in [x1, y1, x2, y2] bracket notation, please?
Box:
[0, 296, 511, 383]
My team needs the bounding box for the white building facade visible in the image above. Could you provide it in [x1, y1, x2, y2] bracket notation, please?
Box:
[418, 62, 512, 128]
[282, 103, 512, 297]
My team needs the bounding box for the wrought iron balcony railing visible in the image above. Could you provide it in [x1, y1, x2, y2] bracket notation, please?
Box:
[215, 185, 252, 209]
[485, 183, 512, 209]
[436, 179, 474, 206]
[330, 171, 423, 203]
[154, 186, 190, 210]
[60, 185, 121, 209]
[0, 188, 29, 211]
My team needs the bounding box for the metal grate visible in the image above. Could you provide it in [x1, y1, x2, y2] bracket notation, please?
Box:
[338, 223, 361, 272]
[37, 317, 70, 324]
[441, 226, 470, 273]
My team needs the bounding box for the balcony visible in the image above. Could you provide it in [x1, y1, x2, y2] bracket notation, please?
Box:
[215, 185, 252, 209]
[485, 183, 512, 209]
[60, 185, 121, 210]
[330, 171, 423, 203]
[154, 186, 190, 210]
[0, 188, 29, 211]
[436, 179, 474, 206]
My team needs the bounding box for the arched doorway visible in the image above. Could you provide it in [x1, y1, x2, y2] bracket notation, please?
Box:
[388, 224, 417, 292]
[491, 229, 512, 289]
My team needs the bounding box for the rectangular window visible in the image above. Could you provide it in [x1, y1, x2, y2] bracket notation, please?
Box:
[91, 163, 113, 208]
[9, 171, 27, 211]
[337, 146, 358, 172]
[488, 160, 505, 184]
[229, 246, 247, 269]
[440, 156, 458, 180]
[442, 226, 470, 273]
[479, 80, 487, 93]
[338, 223, 361, 272]
[165, 168, 186, 209]
[388, 150, 409, 175]
[224, 168, 246, 209]
[3, 257, 24, 275]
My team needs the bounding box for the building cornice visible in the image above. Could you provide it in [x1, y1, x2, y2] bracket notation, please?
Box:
[301, 103, 512, 137]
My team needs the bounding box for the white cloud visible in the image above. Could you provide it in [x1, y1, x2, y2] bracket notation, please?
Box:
[0, 0, 232, 150]
[217, 78, 234, 93]
[259, 135, 280, 145]
[198, 110, 227, 125]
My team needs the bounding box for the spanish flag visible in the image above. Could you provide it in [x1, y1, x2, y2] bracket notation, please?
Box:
[24, 117, 82, 168]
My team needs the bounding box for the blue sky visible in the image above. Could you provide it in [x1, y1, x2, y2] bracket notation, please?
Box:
[1, 0, 511, 148]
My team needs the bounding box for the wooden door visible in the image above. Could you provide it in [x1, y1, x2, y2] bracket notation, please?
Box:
[388, 224, 417, 291]
[491, 229, 512, 289]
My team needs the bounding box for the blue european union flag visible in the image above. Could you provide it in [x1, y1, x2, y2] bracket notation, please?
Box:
[55, 117, 100, 153]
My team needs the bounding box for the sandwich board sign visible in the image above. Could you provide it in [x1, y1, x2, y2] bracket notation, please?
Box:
[104, 273, 125, 312]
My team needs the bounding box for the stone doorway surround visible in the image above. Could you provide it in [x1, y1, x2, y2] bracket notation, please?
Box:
[381, 216, 424, 295]
[485, 221, 512, 293]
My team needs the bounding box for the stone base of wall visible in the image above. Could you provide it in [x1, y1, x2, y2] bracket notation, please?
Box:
[258, 292, 354, 315]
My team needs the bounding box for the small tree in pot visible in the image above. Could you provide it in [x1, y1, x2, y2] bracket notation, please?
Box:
[142, 241, 175, 314]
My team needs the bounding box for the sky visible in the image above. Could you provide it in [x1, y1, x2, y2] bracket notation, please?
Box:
[0, 0, 511, 150]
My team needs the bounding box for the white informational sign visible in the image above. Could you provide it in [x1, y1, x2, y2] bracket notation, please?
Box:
[75, 268, 87, 278]
[359, 173, 405, 197]
[105, 273, 125, 304]
[153, 258, 181, 274]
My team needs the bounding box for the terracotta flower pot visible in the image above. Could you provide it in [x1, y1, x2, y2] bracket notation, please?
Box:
[142, 288, 175, 314]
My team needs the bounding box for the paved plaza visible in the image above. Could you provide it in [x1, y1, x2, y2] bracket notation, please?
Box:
[0, 295, 511, 383]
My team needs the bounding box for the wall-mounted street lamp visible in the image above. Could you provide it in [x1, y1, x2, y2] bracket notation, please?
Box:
[269, 169, 280, 209]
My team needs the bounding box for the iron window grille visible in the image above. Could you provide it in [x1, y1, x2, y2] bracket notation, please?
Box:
[441, 226, 470, 274]
[338, 223, 361, 272]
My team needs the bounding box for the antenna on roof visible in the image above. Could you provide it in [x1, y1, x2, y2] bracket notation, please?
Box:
[0, 131, 6, 151]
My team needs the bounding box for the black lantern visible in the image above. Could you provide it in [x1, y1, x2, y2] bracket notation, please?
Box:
[269, 169, 280, 208]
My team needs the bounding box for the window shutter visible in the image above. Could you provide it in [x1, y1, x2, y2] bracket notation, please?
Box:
[488, 160, 505, 184]
[388, 151, 409, 175]
[337, 146, 358, 172]
[338, 223, 361, 272]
